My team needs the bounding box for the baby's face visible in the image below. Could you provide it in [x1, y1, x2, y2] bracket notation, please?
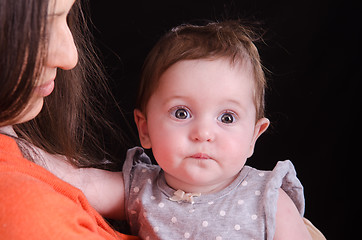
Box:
[142, 58, 269, 193]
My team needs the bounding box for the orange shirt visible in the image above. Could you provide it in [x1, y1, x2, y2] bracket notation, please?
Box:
[0, 134, 139, 240]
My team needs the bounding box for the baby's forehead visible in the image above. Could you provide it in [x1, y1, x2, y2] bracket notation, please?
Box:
[157, 58, 256, 101]
[160, 57, 256, 88]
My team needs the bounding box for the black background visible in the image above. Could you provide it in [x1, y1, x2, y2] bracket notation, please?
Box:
[90, 1, 361, 238]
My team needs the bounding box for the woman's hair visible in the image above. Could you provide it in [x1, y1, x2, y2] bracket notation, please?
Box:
[0, 0, 47, 123]
[136, 20, 267, 121]
[0, 0, 125, 169]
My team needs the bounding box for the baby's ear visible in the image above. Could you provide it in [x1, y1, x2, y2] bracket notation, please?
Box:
[134, 109, 152, 149]
[247, 117, 270, 158]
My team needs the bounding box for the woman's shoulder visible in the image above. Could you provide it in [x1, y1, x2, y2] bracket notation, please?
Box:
[0, 164, 79, 236]
[0, 169, 119, 239]
[0, 168, 76, 219]
[0, 134, 131, 240]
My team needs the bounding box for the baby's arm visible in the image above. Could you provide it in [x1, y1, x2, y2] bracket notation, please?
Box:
[273, 189, 312, 240]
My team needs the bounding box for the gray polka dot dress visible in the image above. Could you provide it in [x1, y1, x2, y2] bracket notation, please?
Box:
[123, 147, 305, 240]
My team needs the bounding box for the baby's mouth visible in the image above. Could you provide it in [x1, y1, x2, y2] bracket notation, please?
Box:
[189, 153, 212, 159]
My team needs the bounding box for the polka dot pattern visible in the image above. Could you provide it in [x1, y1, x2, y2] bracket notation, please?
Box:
[129, 173, 265, 239]
[124, 151, 304, 240]
[202, 221, 209, 227]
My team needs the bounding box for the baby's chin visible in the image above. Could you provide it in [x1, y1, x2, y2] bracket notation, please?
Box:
[165, 169, 239, 194]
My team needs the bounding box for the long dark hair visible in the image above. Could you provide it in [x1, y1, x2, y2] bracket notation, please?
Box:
[0, 0, 47, 123]
[0, 0, 126, 169]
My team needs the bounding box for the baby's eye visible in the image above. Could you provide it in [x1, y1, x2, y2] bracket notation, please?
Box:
[218, 112, 236, 124]
[171, 107, 191, 120]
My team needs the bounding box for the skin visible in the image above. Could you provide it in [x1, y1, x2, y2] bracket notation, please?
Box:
[134, 58, 311, 239]
[15, 0, 78, 124]
[0, 0, 124, 219]
[135, 58, 269, 194]
[2, 1, 312, 237]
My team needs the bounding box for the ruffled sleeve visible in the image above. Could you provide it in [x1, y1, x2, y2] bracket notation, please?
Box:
[262, 160, 305, 239]
[122, 147, 151, 193]
[122, 147, 161, 229]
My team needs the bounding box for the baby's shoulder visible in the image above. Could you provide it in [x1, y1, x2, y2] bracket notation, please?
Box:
[242, 160, 305, 215]
[123, 147, 161, 188]
[244, 160, 298, 184]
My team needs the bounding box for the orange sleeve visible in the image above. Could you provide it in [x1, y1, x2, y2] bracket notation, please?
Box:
[0, 172, 137, 240]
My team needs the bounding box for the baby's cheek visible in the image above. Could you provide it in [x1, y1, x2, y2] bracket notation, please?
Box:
[151, 132, 181, 161]
[220, 135, 250, 158]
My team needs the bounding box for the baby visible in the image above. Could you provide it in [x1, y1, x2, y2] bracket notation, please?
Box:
[123, 21, 312, 239]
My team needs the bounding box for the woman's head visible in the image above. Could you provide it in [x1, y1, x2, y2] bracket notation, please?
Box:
[0, 0, 122, 168]
[136, 20, 267, 121]
[0, 0, 78, 126]
[0, 0, 47, 125]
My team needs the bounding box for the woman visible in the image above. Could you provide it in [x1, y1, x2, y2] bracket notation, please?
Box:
[0, 0, 137, 239]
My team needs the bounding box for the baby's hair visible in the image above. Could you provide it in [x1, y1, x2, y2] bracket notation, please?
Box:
[136, 20, 267, 120]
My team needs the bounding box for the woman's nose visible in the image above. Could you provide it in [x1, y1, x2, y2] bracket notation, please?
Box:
[46, 21, 78, 70]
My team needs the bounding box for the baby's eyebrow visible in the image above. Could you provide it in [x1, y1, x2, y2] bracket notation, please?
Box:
[220, 99, 251, 115]
[224, 99, 243, 105]
[222, 99, 245, 108]
[164, 95, 192, 104]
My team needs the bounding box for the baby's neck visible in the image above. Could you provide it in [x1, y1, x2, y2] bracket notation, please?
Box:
[163, 172, 238, 195]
